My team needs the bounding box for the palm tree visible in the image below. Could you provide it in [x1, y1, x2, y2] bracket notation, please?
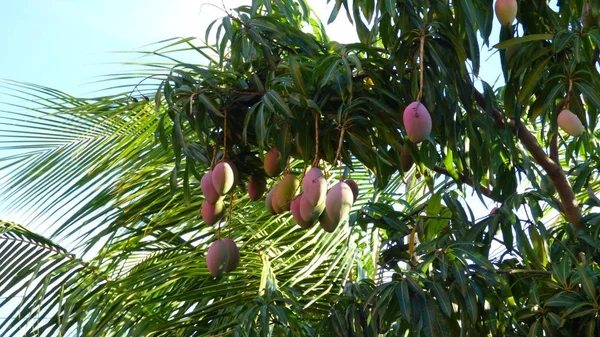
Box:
[2, 0, 600, 336]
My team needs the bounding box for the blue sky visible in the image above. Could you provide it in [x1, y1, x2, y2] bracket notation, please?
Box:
[1, 1, 504, 94]
[1, 0, 366, 95]
[1, 1, 211, 95]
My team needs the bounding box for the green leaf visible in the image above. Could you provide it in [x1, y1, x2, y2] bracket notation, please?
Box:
[464, 288, 478, 324]
[544, 292, 583, 307]
[289, 55, 306, 95]
[494, 34, 554, 49]
[452, 259, 468, 296]
[197, 94, 223, 117]
[452, 247, 495, 271]
[552, 30, 576, 54]
[528, 319, 541, 337]
[430, 282, 452, 317]
[518, 57, 551, 103]
[586, 319, 596, 337]
[396, 280, 412, 321]
[576, 267, 596, 300]
[422, 297, 442, 337]
[552, 257, 571, 287]
[265, 90, 294, 118]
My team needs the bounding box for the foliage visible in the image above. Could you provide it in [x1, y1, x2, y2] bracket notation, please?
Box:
[2, 0, 600, 336]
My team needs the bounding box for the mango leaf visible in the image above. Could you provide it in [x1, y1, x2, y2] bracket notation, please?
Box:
[494, 34, 554, 49]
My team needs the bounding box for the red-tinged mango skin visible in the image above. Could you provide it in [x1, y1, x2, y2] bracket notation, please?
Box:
[264, 147, 282, 177]
[300, 194, 325, 222]
[495, 0, 517, 26]
[325, 181, 354, 226]
[223, 159, 239, 184]
[248, 175, 267, 201]
[222, 238, 240, 272]
[265, 188, 277, 215]
[206, 240, 229, 277]
[201, 171, 223, 203]
[291, 195, 314, 228]
[344, 179, 359, 203]
[303, 167, 327, 206]
[557, 109, 584, 136]
[212, 161, 236, 196]
[271, 184, 287, 214]
[274, 173, 299, 212]
[319, 211, 337, 233]
[403, 101, 432, 143]
[201, 200, 225, 226]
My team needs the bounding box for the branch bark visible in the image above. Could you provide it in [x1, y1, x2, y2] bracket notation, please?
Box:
[433, 166, 498, 203]
[468, 80, 582, 228]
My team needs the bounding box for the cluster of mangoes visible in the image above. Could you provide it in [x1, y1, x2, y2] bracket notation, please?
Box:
[259, 147, 358, 233]
[200, 159, 242, 276]
[202, 145, 362, 276]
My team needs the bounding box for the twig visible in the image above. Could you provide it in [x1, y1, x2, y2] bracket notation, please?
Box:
[494, 269, 552, 275]
[313, 111, 320, 167]
[433, 166, 497, 202]
[416, 33, 425, 102]
[334, 126, 346, 181]
[222, 109, 228, 161]
[210, 144, 218, 169]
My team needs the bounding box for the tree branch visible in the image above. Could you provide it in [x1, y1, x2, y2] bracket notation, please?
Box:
[468, 80, 582, 228]
[433, 166, 498, 203]
[550, 132, 559, 163]
[494, 268, 552, 276]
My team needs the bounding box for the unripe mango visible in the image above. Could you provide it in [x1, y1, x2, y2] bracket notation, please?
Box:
[201, 200, 225, 226]
[274, 173, 299, 212]
[495, 0, 517, 26]
[400, 145, 414, 172]
[212, 161, 236, 195]
[201, 171, 223, 203]
[325, 181, 354, 226]
[291, 195, 315, 228]
[248, 175, 267, 201]
[264, 147, 282, 177]
[303, 167, 327, 206]
[265, 188, 277, 215]
[206, 240, 229, 277]
[270, 184, 287, 214]
[557, 109, 584, 136]
[319, 211, 337, 233]
[505, 43, 519, 61]
[403, 101, 432, 143]
[222, 238, 240, 272]
[344, 179, 359, 203]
